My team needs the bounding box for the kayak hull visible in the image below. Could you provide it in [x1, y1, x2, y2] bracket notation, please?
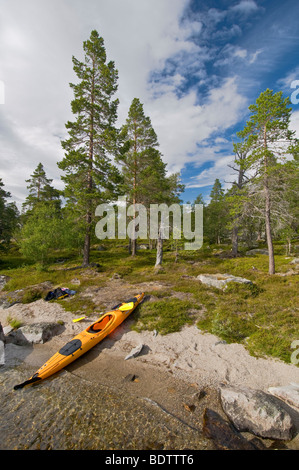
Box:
[14, 293, 144, 389]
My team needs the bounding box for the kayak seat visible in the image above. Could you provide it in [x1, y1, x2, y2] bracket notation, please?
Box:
[88, 315, 113, 333]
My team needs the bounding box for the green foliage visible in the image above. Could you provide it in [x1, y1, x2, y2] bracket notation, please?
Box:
[18, 201, 65, 265]
[22, 163, 61, 213]
[132, 298, 195, 335]
[0, 178, 19, 251]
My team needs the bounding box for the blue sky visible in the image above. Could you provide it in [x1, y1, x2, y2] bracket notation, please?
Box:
[0, 0, 299, 208]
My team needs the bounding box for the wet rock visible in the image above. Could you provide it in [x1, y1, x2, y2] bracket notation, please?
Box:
[197, 273, 252, 290]
[268, 383, 299, 410]
[203, 408, 261, 450]
[7, 322, 63, 345]
[123, 374, 139, 382]
[0, 322, 5, 365]
[0, 340, 4, 365]
[220, 385, 296, 440]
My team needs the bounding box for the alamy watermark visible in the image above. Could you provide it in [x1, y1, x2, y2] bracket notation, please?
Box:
[291, 340, 299, 365]
[0, 80, 5, 104]
[95, 196, 203, 250]
[290, 80, 299, 105]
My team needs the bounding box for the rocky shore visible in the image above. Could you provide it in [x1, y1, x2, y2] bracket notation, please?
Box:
[1, 278, 299, 450]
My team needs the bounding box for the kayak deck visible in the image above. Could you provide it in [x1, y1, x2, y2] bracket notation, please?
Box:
[14, 293, 144, 390]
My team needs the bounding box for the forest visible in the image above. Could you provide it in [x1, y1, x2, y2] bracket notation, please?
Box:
[0, 31, 298, 364]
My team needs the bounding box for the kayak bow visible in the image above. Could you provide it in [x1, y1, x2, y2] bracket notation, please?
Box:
[14, 293, 144, 390]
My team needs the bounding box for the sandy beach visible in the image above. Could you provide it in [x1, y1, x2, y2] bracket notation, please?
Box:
[1, 280, 299, 394]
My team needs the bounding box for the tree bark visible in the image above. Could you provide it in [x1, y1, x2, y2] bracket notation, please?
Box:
[231, 224, 239, 257]
[155, 224, 163, 266]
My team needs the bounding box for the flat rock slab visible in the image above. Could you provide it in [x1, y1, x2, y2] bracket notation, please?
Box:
[220, 385, 296, 440]
[197, 273, 252, 290]
[268, 383, 299, 410]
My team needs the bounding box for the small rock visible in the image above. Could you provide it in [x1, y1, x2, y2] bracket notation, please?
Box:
[220, 385, 296, 440]
[123, 374, 138, 382]
[110, 273, 122, 280]
[125, 343, 144, 360]
[0, 275, 10, 292]
[268, 383, 299, 410]
[290, 258, 299, 265]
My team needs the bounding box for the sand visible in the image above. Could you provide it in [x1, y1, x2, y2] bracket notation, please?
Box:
[1, 288, 299, 393]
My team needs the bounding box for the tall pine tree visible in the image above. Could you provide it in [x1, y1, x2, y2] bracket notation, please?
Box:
[237, 89, 297, 274]
[117, 98, 162, 256]
[58, 30, 121, 266]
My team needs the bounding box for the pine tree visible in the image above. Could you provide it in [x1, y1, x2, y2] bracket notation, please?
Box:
[237, 89, 298, 274]
[205, 179, 228, 244]
[22, 163, 60, 213]
[58, 30, 121, 266]
[116, 98, 162, 256]
[0, 178, 19, 249]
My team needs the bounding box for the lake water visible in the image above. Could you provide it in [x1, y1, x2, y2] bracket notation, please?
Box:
[0, 364, 212, 450]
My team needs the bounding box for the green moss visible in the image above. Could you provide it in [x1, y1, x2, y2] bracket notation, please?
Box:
[132, 298, 196, 335]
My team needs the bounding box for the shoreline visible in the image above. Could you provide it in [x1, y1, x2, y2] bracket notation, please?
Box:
[1, 290, 299, 450]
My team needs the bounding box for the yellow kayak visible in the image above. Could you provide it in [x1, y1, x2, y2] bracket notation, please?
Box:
[14, 293, 144, 390]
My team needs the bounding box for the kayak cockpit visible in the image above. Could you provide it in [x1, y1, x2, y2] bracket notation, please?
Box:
[87, 314, 113, 334]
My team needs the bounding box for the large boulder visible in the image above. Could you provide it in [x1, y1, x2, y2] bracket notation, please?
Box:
[197, 273, 252, 290]
[220, 385, 296, 440]
[7, 322, 63, 345]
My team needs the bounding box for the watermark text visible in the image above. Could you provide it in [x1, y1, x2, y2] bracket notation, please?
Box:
[95, 197, 203, 250]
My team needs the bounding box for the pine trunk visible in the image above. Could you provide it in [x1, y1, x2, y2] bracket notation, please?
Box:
[231, 224, 239, 257]
[263, 124, 275, 275]
[155, 224, 163, 266]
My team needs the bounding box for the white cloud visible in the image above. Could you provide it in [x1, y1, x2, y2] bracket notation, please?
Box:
[148, 76, 246, 174]
[230, 0, 259, 15]
[0, 0, 250, 208]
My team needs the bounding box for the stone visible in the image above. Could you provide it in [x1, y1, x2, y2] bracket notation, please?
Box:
[0, 322, 5, 365]
[203, 408, 261, 450]
[246, 249, 269, 256]
[220, 385, 296, 440]
[268, 383, 299, 410]
[290, 258, 299, 265]
[8, 322, 63, 345]
[125, 343, 144, 360]
[0, 275, 10, 292]
[197, 273, 252, 290]
[0, 340, 4, 366]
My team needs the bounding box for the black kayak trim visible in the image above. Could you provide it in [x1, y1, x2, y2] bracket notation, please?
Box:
[14, 375, 41, 390]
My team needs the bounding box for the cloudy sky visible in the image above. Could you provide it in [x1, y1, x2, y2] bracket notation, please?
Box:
[1, 0, 299, 208]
